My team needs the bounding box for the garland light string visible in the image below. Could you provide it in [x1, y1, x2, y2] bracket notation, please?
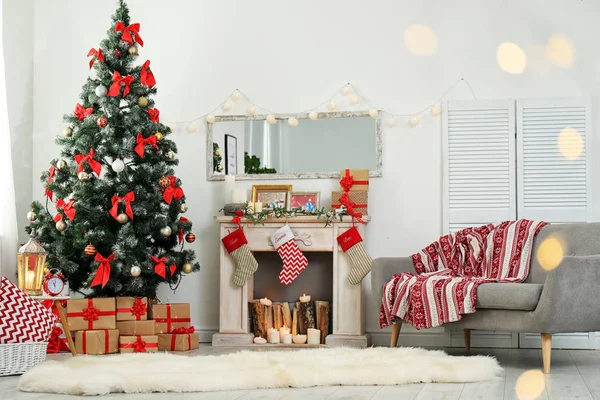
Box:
[165, 78, 477, 132]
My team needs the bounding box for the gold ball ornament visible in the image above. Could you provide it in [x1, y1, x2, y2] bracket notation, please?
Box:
[130, 266, 141, 277]
[137, 96, 148, 107]
[84, 244, 97, 256]
[97, 116, 108, 128]
[128, 45, 138, 55]
[160, 226, 172, 237]
[155, 132, 164, 141]
[179, 203, 188, 213]
[57, 159, 67, 170]
[55, 219, 67, 232]
[159, 176, 171, 189]
[166, 151, 175, 161]
[182, 263, 193, 274]
[43, 266, 51, 275]
[63, 127, 73, 137]
[185, 232, 196, 243]
[117, 213, 129, 224]
[27, 211, 36, 221]
[78, 171, 90, 182]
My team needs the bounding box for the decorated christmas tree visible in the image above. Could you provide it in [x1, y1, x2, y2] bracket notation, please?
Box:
[25, 0, 200, 298]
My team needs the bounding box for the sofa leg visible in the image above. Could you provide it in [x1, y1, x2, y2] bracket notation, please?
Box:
[464, 329, 471, 352]
[390, 322, 402, 348]
[541, 333, 552, 374]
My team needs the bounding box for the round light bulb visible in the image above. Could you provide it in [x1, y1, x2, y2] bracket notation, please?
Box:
[308, 111, 318, 120]
[169, 124, 177, 133]
[231, 90, 241, 101]
[206, 114, 216, 124]
[350, 95, 360, 105]
[387, 118, 396, 128]
[111, 158, 125, 173]
[221, 101, 232, 111]
[431, 105, 442, 116]
[369, 108, 379, 118]
[247, 105, 257, 116]
[186, 123, 197, 133]
[328, 100, 337, 111]
[342, 85, 352, 96]
[288, 117, 299, 127]
[410, 115, 421, 127]
[266, 114, 276, 124]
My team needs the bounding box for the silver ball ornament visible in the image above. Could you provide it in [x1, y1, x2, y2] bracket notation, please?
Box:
[166, 151, 175, 161]
[111, 158, 125, 173]
[130, 266, 141, 277]
[57, 159, 67, 170]
[95, 85, 108, 97]
[78, 171, 89, 182]
[160, 226, 172, 237]
[55, 219, 67, 232]
[27, 211, 36, 221]
[128, 45, 138, 55]
[117, 213, 129, 224]
[179, 203, 188, 213]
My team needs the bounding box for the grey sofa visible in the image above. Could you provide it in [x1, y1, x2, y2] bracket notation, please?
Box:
[371, 222, 600, 373]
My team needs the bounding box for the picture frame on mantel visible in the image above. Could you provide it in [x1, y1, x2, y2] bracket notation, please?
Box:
[224, 134, 237, 174]
[288, 191, 320, 213]
[252, 185, 292, 210]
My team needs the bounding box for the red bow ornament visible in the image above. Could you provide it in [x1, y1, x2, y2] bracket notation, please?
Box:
[47, 326, 70, 353]
[132, 336, 147, 353]
[109, 191, 135, 221]
[83, 306, 100, 321]
[232, 210, 244, 227]
[74, 103, 94, 121]
[108, 71, 134, 98]
[162, 176, 184, 204]
[171, 326, 195, 334]
[152, 256, 176, 279]
[115, 21, 144, 46]
[131, 297, 147, 319]
[178, 217, 190, 244]
[134, 133, 158, 158]
[44, 165, 56, 200]
[147, 108, 160, 123]
[87, 48, 104, 69]
[340, 175, 355, 192]
[338, 192, 365, 224]
[90, 252, 116, 288]
[56, 198, 76, 221]
[140, 60, 156, 87]
[74, 149, 102, 176]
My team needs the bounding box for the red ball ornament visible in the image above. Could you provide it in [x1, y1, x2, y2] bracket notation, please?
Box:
[97, 116, 108, 128]
[114, 49, 122, 57]
[84, 244, 97, 256]
[185, 233, 196, 243]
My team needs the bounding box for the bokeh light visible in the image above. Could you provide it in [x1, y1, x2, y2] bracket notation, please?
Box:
[557, 127, 583, 160]
[404, 25, 438, 56]
[536, 236, 564, 271]
[497, 42, 527, 74]
[547, 35, 576, 69]
[515, 370, 545, 400]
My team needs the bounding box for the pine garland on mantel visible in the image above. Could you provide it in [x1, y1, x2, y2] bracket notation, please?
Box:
[242, 203, 343, 227]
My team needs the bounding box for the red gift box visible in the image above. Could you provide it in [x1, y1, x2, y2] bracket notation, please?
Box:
[157, 327, 199, 351]
[116, 296, 148, 321]
[119, 335, 159, 353]
[66, 298, 116, 331]
[150, 303, 191, 334]
[0, 277, 57, 343]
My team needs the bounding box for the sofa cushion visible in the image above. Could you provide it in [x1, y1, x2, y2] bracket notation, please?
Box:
[475, 283, 543, 311]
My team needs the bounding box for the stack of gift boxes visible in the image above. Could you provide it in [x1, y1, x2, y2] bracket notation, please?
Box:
[66, 297, 199, 354]
[332, 168, 369, 217]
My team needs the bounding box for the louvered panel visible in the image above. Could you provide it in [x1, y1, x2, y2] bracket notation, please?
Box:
[442, 100, 516, 233]
[517, 98, 592, 222]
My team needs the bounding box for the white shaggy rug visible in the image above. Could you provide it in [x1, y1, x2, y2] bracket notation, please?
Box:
[18, 347, 502, 395]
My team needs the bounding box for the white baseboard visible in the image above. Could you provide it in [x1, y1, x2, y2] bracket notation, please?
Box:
[196, 328, 218, 343]
[368, 331, 446, 348]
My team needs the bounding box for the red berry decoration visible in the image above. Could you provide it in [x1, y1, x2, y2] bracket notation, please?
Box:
[114, 49, 122, 57]
[84, 244, 97, 256]
[97, 116, 108, 128]
[185, 233, 196, 243]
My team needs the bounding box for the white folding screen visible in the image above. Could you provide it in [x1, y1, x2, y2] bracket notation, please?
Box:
[516, 98, 592, 222]
[442, 100, 517, 233]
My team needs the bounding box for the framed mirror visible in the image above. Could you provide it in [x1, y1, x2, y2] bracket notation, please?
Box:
[206, 111, 382, 181]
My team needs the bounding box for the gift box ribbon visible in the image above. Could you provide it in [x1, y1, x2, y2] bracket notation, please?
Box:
[119, 335, 158, 353]
[154, 304, 191, 332]
[170, 327, 195, 351]
[82, 329, 109, 354]
[340, 169, 369, 192]
[67, 298, 116, 329]
[116, 297, 147, 320]
[333, 192, 365, 224]
[47, 326, 70, 353]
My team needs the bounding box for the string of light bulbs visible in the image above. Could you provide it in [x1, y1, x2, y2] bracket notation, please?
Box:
[165, 77, 477, 132]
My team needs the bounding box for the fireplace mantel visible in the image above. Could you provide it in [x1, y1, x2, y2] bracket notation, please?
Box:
[213, 216, 371, 347]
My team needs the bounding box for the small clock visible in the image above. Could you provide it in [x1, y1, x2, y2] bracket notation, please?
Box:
[43, 270, 65, 296]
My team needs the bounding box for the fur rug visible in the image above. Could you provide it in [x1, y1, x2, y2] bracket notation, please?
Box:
[18, 347, 502, 395]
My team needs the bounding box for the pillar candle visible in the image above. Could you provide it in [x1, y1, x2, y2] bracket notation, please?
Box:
[269, 330, 280, 344]
[254, 202, 263, 213]
[224, 174, 235, 202]
[307, 328, 320, 345]
[282, 333, 292, 344]
[266, 327, 275, 342]
[279, 326, 290, 338]
[231, 188, 247, 203]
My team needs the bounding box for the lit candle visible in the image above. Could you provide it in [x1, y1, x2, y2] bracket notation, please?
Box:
[292, 334, 307, 344]
[260, 297, 272, 306]
[254, 201, 263, 213]
[307, 328, 321, 345]
[231, 188, 247, 204]
[254, 337, 267, 344]
[282, 333, 292, 344]
[279, 326, 290, 338]
[299, 294, 311, 303]
[269, 330, 280, 344]
[224, 174, 235, 202]
[26, 270, 35, 289]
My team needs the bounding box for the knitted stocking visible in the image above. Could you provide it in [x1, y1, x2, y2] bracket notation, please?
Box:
[270, 225, 308, 285]
[337, 226, 373, 285]
[222, 229, 259, 286]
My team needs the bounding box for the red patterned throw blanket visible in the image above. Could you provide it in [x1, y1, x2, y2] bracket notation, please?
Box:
[379, 219, 547, 330]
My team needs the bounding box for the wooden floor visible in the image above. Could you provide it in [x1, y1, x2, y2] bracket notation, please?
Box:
[2, 346, 600, 399]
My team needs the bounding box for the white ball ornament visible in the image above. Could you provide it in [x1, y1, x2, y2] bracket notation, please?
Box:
[247, 106, 257, 116]
[410, 115, 421, 127]
[117, 213, 129, 224]
[288, 117, 299, 127]
[111, 158, 125, 173]
[160, 226, 172, 237]
[56, 219, 67, 232]
[231, 90, 241, 101]
[206, 114, 216, 124]
[95, 85, 108, 97]
[78, 171, 90, 182]
[369, 108, 379, 118]
[342, 85, 352, 96]
[130, 266, 141, 277]
[308, 111, 318, 120]
[328, 100, 337, 111]
[266, 114, 276, 124]
[351, 95, 360, 105]
[221, 101, 232, 112]
[387, 118, 397, 128]
[27, 211, 36, 221]
[431, 105, 442, 116]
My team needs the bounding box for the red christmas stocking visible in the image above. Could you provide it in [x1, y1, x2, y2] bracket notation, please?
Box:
[337, 226, 373, 285]
[270, 225, 308, 285]
[222, 229, 259, 286]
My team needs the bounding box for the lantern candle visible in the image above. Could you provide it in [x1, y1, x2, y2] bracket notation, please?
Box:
[17, 237, 48, 295]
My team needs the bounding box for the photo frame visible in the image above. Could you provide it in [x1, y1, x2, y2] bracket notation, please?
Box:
[224, 134, 238, 174]
[288, 191, 320, 213]
[252, 185, 292, 210]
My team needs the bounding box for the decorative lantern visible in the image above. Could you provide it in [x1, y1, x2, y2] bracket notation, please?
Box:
[17, 237, 48, 295]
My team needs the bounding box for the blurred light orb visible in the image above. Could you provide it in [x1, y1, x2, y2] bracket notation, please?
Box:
[557, 127, 583, 160]
[536, 236, 564, 271]
[497, 42, 527, 74]
[515, 370, 545, 400]
[431, 105, 442, 116]
[547, 35, 576, 69]
[404, 25, 438, 56]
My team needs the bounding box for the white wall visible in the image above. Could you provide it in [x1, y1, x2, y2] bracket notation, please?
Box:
[28, 0, 600, 342]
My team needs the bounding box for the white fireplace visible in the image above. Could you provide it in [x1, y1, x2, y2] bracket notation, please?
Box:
[213, 216, 371, 347]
